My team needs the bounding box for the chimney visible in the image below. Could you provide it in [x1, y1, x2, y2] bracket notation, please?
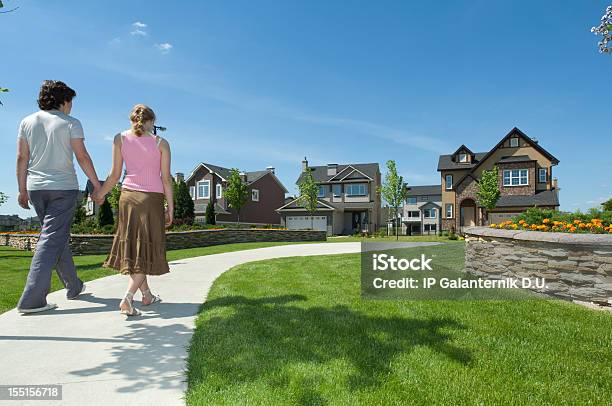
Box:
[302, 157, 308, 172]
[266, 166, 275, 174]
[239, 171, 247, 183]
[327, 163, 338, 176]
[175, 172, 185, 182]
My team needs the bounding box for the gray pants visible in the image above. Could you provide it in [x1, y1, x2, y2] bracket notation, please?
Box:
[17, 190, 83, 310]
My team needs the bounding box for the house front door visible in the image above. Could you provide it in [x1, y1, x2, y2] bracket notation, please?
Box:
[460, 199, 476, 227]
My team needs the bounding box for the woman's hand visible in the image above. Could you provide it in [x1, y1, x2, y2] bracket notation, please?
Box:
[165, 208, 173, 228]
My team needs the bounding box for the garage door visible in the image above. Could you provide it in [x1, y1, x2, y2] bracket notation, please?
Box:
[286, 216, 327, 231]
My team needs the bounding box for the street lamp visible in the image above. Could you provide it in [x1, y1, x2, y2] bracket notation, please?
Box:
[153, 125, 166, 135]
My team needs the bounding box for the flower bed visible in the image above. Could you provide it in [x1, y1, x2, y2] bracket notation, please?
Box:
[490, 208, 612, 234]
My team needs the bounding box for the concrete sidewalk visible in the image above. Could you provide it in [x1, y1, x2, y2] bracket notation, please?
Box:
[0, 242, 437, 405]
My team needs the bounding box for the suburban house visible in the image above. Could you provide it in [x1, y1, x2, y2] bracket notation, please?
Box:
[437, 127, 560, 232]
[277, 158, 382, 235]
[185, 163, 287, 225]
[0, 215, 40, 231]
[401, 185, 442, 235]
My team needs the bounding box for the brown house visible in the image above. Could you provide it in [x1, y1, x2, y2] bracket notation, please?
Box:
[277, 158, 382, 235]
[184, 163, 288, 225]
[438, 127, 560, 232]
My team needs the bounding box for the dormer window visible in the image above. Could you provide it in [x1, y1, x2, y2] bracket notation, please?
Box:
[458, 153, 467, 163]
[509, 137, 519, 147]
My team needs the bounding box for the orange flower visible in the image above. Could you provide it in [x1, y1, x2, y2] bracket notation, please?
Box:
[543, 218, 550, 224]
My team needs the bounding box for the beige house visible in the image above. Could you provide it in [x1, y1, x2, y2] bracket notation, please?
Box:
[277, 159, 382, 235]
[437, 127, 560, 232]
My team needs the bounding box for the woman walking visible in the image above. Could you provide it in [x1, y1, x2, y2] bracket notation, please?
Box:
[96, 104, 173, 316]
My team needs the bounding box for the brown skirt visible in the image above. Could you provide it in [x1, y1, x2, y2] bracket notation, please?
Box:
[103, 189, 170, 275]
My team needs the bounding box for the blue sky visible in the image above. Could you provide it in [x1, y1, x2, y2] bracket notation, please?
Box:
[1, 0, 610, 217]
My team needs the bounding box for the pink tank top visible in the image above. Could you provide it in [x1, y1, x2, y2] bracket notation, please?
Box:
[120, 131, 164, 193]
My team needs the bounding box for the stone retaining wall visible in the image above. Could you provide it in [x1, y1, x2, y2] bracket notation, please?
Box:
[464, 227, 612, 303]
[0, 229, 327, 256]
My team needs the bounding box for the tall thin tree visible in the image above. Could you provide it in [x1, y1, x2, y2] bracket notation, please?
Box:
[224, 169, 250, 225]
[378, 160, 408, 240]
[298, 169, 319, 230]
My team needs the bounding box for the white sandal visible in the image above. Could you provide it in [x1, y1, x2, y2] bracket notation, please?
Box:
[120, 292, 141, 316]
[141, 289, 162, 306]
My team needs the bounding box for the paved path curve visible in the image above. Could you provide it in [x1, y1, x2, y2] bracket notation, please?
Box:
[0, 242, 438, 406]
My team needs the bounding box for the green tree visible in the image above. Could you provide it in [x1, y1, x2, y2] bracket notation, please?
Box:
[297, 169, 319, 230]
[205, 201, 216, 225]
[97, 198, 114, 227]
[476, 166, 501, 225]
[107, 185, 122, 211]
[173, 179, 194, 225]
[0, 192, 7, 206]
[602, 199, 612, 212]
[225, 169, 250, 225]
[378, 160, 408, 240]
[73, 203, 86, 225]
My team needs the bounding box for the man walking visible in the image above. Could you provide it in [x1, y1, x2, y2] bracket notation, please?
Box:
[16, 80, 102, 314]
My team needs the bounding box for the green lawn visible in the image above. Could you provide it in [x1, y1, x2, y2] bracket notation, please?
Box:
[327, 234, 453, 243]
[0, 242, 303, 314]
[186, 243, 612, 405]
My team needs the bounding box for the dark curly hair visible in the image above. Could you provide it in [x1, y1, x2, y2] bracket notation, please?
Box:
[37, 80, 76, 111]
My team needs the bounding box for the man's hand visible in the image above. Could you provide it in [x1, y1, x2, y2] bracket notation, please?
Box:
[18, 190, 30, 209]
[92, 187, 105, 205]
[165, 208, 173, 228]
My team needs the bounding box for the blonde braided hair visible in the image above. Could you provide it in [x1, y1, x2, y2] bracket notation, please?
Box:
[129, 104, 156, 136]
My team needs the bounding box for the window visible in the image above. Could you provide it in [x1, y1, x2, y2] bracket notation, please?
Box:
[425, 224, 437, 232]
[252, 189, 259, 202]
[197, 180, 210, 199]
[318, 185, 326, 198]
[408, 210, 420, 218]
[459, 153, 467, 163]
[509, 137, 519, 147]
[346, 183, 367, 196]
[538, 168, 547, 183]
[503, 169, 528, 186]
[445, 203, 453, 218]
[406, 197, 417, 205]
[216, 184, 222, 198]
[424, 208, 437, 218]
[189, 186, 195, 200]
[420, 195, 430, 202]
[332, 184, 342, 197]
[445, 175, 453, 190]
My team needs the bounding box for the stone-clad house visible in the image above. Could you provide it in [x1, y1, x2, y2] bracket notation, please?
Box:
[437, 127, 560, 232]
[277, 158, 382, 235]
[184, 163, 287, 225]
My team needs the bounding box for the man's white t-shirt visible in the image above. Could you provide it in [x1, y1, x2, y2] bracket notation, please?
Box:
[18, 110, 84, 191]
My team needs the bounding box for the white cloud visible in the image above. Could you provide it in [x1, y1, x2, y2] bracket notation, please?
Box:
[108, 37, 121, 46]
[132, 21, 147, 28]
[130, 29, 147, 37]
[155, 43, 173, 54]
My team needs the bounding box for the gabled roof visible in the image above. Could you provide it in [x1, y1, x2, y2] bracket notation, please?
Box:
[451, 127, 560, 187]
[276, 198, 336, 212]
[186, 162, 232, 182]
[406, 185, 441, 196]
[186, 163, 287, 192]
[472, 127, 560, 171]
[296, 163, 379, 184]
[437, 127, 559, 172]
[437, 152, 487, 171]
[247, 170, 289, 193]
[451, 144, 475, 158]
